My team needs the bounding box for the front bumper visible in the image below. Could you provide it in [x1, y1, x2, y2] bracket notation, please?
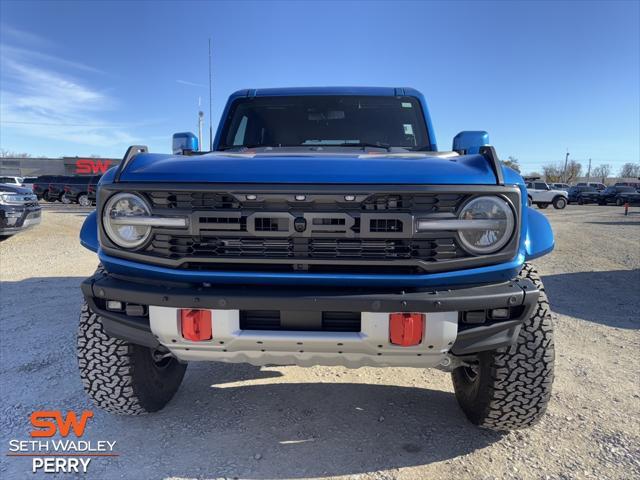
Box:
[82, 270, 539, 368]
[0, 205, 41, 235]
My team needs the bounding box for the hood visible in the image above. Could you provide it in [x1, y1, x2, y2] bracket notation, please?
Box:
[117, 151, 502, 185]
[0, 183, 31, 194]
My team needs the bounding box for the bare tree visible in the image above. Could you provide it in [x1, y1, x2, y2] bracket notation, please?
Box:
[564, 160, 582, 184]
[591, 164, 612, 183]
[619, 162, 640, 178]
[501, 156, 521, 172]
[542, 163, 562, 183]
[0, 149, 31, 158]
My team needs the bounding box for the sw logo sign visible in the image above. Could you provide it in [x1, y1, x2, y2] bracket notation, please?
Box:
[75, 159, 114, 174]
[30, 410, 94, 438]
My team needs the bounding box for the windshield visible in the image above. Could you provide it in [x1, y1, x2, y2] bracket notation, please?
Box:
[218, 95, 430, 151]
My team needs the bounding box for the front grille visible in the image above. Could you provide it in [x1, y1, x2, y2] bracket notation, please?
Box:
[102, 187, 520, 274]
[149, 191, 464, 214]
[149, 235, 461, 262]
[240, 310, 361, 332]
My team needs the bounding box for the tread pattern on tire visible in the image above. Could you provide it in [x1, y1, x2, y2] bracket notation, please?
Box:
[453, 263, 555, 430]
[77, 302, 148, 415]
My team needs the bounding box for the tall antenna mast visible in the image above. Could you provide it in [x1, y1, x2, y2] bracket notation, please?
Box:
[208, 37, 213, 151]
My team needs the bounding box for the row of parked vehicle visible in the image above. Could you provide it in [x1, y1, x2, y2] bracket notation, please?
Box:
[525, 180, 640, 209]
[0, 175, 101, 206]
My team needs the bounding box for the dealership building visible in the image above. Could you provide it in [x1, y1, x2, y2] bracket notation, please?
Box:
[0, 156, 121, 177]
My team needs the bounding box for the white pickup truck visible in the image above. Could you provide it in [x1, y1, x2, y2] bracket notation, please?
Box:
[525, 181, 568, 209]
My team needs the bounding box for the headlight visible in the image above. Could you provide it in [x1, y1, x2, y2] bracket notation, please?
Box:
[456, 196, 515, 254]
[103, 193, 152, 248]
[0, 193, 37, 204]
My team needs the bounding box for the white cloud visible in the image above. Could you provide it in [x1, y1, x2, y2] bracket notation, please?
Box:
[176, 79, 206, 88]
[0, 36, 136, 150]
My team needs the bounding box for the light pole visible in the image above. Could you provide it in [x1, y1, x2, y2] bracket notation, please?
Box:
[563, 150, 570, 183]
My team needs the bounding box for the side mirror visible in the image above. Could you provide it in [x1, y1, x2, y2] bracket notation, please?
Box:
[452, 131, 489, 155]
[172, 132, 199, 155]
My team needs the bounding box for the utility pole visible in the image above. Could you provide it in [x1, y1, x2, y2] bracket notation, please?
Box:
[208, 38, 213, 152]
[586, 158, 592, 183]
[563, 150, 570, 183]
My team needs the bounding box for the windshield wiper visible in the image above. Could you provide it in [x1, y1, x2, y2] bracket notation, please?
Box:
[218, 144, 279, 151]
[329, 142, 391, 151]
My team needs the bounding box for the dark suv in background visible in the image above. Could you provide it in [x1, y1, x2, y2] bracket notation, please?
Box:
[568, 185, 598, 204]
[33, 175, 64, 201]
[599, 186, 640, 206]
[63, 175, 101, 206]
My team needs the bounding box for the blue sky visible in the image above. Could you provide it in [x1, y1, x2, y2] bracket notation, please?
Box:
[0, 0, 638, 175]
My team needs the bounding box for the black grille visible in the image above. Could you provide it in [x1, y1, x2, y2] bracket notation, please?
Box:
[149, 235, 461, 262]
[240, 310, 361, 332]
[149, 191, 465, 213]
[149, 191, 240, 210]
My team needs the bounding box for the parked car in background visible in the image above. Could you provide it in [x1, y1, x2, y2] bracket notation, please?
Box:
[20, 177, 37, 191]
[525, 181, 568, 209]
[0, 176, 24, 186]
[33, 175, 65, 201]
[599, 186, 640, 206]
[550, 183, 570, 192]
[576, 182, 606, 191]
[614, 182, 640, 192]
[63, 175, 101, 206]
[568, 185, 597, 204]
[0, 183, 41, 237]
[47, 176, 72, 203]
[576, 187, 602, 204]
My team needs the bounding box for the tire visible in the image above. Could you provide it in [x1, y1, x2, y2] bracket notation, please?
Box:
[527, 196, 533, 207]
[78, 194, 91, 207]
[552, 196, 567, 209]
[77, 294, 187, 415]
[61, 194, 71, 204]
[536, 203, 549, 209]
[43, 190, 53, 202]
[616, 198, 624, 207]
[578, 197, 584, 205]
[451, 263, 554, 430]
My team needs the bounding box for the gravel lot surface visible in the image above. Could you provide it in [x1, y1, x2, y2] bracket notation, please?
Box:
[1, 203, 639, 480]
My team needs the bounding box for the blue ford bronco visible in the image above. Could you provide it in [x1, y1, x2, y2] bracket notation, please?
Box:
[78, 87, 555, 430]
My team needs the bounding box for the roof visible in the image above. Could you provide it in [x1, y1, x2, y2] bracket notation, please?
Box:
[229, 86, 423, 98]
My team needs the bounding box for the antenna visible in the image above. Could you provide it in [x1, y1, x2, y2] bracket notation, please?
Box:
[208, 38, 213, 151]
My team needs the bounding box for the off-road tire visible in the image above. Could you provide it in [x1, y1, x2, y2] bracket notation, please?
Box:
[451, 263, 554, 430]
[77, 284, 187, 414]
[552, 196, 567, 209]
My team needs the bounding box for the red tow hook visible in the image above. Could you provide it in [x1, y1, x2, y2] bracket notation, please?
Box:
[389, 313, 425, 346]
[180, 309, 212, 341]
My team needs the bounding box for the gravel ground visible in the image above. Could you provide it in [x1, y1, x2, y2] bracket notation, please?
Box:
[1, 203, 638, 480]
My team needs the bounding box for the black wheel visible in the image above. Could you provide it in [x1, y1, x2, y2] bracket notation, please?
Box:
[552, 196, 567, 209]
[43, 190, 52, 202]
[536, 203, 549, 209]
[616, 198, 624, 206]
[77, 292, 186, 414]
[578, 197, 584, 205]
[61, 194, 71, 204]
[451, 263, 554, 430]
[527, 196, 533, 207]
[78, 194, 91, 207]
